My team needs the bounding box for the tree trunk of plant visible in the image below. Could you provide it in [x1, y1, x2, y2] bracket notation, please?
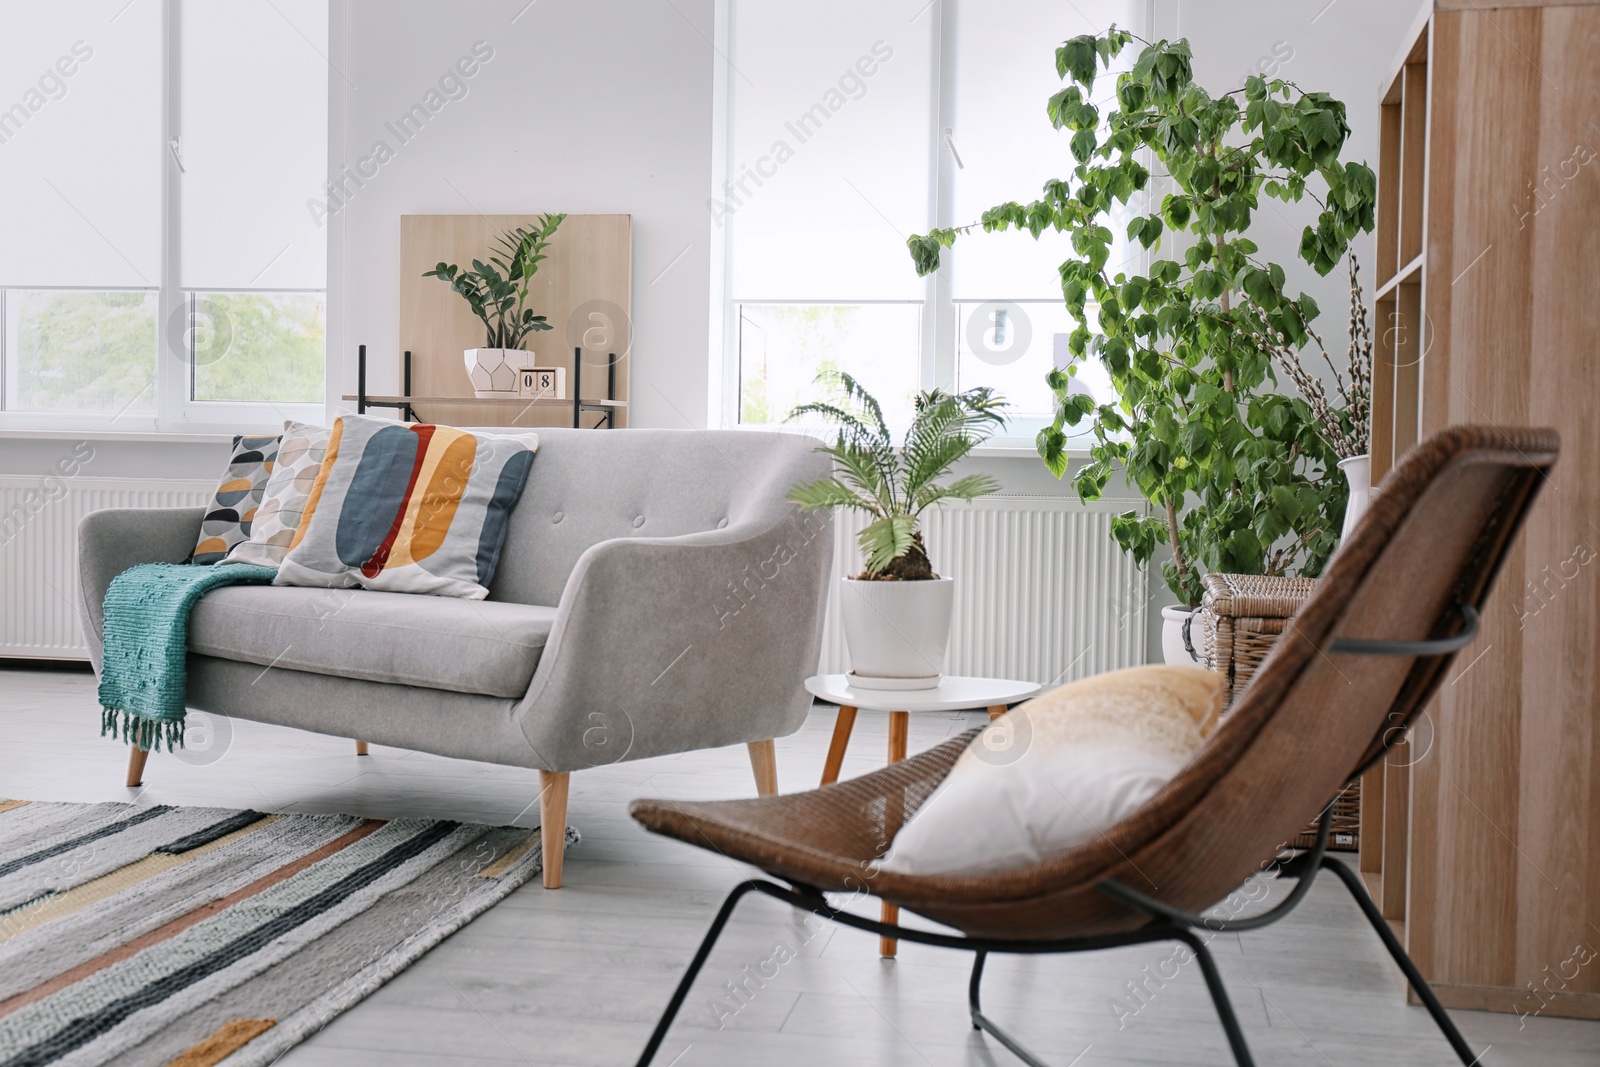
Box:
[1164, 496, 1190, 589]
[862, 531, 938, 581]
[1219, 240, 1234, 395]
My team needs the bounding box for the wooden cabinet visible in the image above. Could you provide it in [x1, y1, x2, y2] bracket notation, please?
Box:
[1364, 0, 1600, 1021]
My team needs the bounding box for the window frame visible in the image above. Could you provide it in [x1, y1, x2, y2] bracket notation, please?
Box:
[0, 0, 326, 436]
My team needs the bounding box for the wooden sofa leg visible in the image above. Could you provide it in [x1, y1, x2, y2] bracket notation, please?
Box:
[126, 745, 150, 788]
[539, 770, 570, 889]
[747, 739, 778, 797]
[354, 740, 369, 756]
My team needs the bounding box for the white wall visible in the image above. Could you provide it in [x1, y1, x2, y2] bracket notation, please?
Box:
[326, 0, 716, 429]
[1149, 0, 1423, 361]
[320, 0, 1420, 429]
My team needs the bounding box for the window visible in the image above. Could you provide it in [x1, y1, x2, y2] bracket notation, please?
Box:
[0, 0, 327, 431]
[720, 0, 935, 432]
[738, 304, 922, 432]
[719, 0, 1131, 442]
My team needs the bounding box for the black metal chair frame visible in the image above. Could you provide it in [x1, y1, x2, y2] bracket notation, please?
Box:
[634, 614, 1487, 1067]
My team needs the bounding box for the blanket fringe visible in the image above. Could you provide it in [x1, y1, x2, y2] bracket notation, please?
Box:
[101, 706, 186, 753]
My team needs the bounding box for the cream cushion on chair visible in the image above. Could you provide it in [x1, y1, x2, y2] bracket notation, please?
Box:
[879, 665, 1223, 876]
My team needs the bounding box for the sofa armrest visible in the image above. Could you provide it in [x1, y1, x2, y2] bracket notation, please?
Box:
[78, 506, 206, 672]
[513, 507, 834, 772]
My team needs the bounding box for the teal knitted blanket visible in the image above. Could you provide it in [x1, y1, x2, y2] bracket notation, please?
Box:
[99, 563, 278, 752]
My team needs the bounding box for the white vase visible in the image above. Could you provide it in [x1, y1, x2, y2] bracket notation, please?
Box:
[840, 576, 954, 690]
[1161, 605, 1201, 666]
[464, 348, 535, 397]
[1339, 453, 1372, 542]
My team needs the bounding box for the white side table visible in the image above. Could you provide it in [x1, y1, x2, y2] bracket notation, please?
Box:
[802, 673, 1042, 956]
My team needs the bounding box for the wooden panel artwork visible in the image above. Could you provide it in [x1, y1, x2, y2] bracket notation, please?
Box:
[397, 214, 631, 429]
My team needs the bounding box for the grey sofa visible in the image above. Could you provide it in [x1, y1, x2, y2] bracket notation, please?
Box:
[78, 427, 833, 887]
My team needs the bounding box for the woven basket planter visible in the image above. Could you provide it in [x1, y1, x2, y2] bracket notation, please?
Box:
[1194, 573, 1361, 852]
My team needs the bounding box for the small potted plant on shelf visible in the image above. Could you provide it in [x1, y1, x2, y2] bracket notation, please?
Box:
[906, 26, 1375, 663]
[422, 213, 566, 397]
[787, 372, 1008, 690]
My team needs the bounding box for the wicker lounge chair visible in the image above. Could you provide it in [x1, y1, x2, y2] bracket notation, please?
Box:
[629, 425, 1558, 1067]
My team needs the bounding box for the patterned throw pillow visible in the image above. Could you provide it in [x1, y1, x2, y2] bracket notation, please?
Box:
[221, 420, 332, 567]
[273, 414, 537, 599]
[192, 434, 280, 565]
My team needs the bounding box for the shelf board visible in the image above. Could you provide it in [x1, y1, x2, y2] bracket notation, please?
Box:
[341, 394, 628, 408]
[1375, 253, 1425, 300]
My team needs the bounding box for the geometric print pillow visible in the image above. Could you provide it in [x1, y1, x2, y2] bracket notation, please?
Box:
[221, 420, 331, 567]
[273, 414, 537, 599]
[191, 433, 280, 565]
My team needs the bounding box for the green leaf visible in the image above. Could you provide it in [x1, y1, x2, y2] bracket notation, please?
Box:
[858, 515, 916, 574]
[1163, 195, 1192, 229]
[787, 478, 865, 511]
[1046, 87, 1080, 130]
[1037, 427, 1071, 478]
[1070, 129, 1097, 163]
[1304, 107, 1342, 149]
[1056, 35, 1098, 88]
[1178, 421, 1212, 457]
[1270, 484, 1302, 521]
[907, 232, 954, 276]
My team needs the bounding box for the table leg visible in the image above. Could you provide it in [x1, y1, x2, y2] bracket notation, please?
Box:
[820, 705, 858, 787]
[881, 709, 909, 957]
[987, 704, 1008, 721]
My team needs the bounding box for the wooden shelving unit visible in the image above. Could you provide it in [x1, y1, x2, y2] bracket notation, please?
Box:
[396, 213, 632, 431]
[342, 347, 628, 429]
[1363, 0, 1600, 1022]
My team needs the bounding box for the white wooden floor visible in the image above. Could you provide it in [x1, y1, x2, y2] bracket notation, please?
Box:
[2, 666, 1596, 1066]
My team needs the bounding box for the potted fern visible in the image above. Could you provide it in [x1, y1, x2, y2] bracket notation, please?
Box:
[422, 213, 566, 397]
[787, 372, 1008, 689]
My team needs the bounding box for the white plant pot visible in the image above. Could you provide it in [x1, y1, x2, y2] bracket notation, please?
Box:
[464, 348, 535, 398]
[1338, 453, 1372, 543]
[1161, 605, 1201, 666]
[840, 576, 954, 690]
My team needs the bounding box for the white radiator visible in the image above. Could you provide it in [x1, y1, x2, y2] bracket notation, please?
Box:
[819, 496, 1148, 685]
[0, 476, 213, 660]
[0, 476, 1149, 678]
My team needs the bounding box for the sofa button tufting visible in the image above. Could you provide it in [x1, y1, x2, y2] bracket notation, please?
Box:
[633, 515, 646, 528]
[552, 511, 564, 524]
[717, 518, 728, 529]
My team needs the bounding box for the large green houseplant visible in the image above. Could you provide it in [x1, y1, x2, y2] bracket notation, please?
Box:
[908, 27, 1375, 610]
[423, 213, 566, 397]
[787, 372, 1007, 687]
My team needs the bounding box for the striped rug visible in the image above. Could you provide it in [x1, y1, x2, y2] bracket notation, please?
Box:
[0, 799, 577, 1067]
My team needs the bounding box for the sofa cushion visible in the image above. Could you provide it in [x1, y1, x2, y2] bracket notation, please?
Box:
[274, 415, 538, 599]
[222, 420, 330, 567]
[192, 433, 281, 564]
[189, 586, 555, 698]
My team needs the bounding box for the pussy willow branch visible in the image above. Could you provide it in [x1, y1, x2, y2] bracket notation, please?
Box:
[1244, 304, 1357, 457]
[1242, 253, 1372, 459]
[1265, 524, 1325, 576]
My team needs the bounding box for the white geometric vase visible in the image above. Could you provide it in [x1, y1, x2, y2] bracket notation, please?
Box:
[464, 348, 534, 398]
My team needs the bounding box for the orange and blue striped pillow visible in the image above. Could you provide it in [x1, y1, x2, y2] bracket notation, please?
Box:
[273, 415, 537, 599]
